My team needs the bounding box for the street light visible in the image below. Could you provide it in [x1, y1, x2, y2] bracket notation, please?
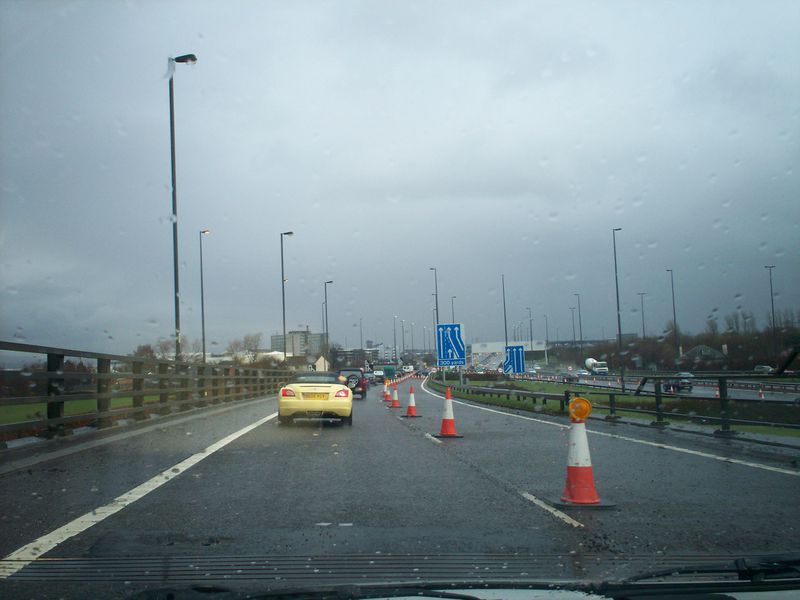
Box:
[765, 265, 777, 358]
[324, 280, 333, 358]
[280, 231, 294, 362]
[359, 317, 363, 350]
[167, 52, 197, 361]
[430, 267, 440, 324]
[450, 295, 456, 322]
[637, 292, 647, 338]
[543, 313, 550, 365]
[198, 229, 210, 362]
[569, 307, 576, 345]
[526, 307, 533, 351]
[393, 315, 398, 362]
[501, 274, 509, 348]
[613, 228, 625, 392]
[666, 269, 679, 357]
[574, 293, 583, 353]
[401, 318, 406, 357]
[410, 322, 415, 357]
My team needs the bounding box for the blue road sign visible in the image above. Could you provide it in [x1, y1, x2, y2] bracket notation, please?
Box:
[436, 323, 466, 367]
[503, 345, 525, 374]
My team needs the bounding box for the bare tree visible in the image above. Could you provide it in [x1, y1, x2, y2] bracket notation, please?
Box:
[243, 333, 263, 363]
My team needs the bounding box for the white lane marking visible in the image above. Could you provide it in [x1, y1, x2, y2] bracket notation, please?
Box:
[587, 429, 800, 476]
[0, 412, 279, 579]
[424, 433, 442, 445]
[421, 381, 568, 429]
[0, 396, 278, 477]
[520, 492, 583, 529]
[420, 382, 799, 477]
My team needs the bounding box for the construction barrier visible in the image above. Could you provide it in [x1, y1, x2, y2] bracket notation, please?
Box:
[402, 384, 421, 418]
[552, 397, 615, 509]
[433, 387, 462, 438]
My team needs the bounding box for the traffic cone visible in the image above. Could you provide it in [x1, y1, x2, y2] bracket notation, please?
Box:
[553, 398, 614, 509]
[383, 379, 388, 395]
[390, 384, 401, 408]
[402, 385, 421, 418]
[714, 387, 720, 398]
[383, 389, 391, 403]
[433, 387, 462, 438]
[758, 386, 765, 399]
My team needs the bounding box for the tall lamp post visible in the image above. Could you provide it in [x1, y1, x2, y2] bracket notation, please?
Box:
[526, 307, 533, 351]
[167, 52, 197, 361]
[574, 293, 583, 353]
[450, 296, 457, 322]
[410, 323, 415, 358]
[613, 228, 625, 392]
[543, 313, 550, 365]
[569, 307, 576, 345]
[324, 280, 333, 359]
[501, 274, 509, 348]
[401, 319, 406, 357]
[765, 265, 777, 359]
[430, 267, 440, 324]
[280, 231, 294, 362]
[666, 269, 679, 358]
[637, 292, 647, 338]
[198, 229, 210, 362]
[393, 315, 398, 362]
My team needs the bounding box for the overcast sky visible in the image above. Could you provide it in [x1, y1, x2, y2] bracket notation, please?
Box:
[1, 0, 798, 358]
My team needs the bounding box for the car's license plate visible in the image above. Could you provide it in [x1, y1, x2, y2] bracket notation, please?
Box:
[305, 393, 328, 400]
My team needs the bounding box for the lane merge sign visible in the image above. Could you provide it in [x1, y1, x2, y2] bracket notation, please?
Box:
[503, 345, 525, 374]
[437, 323, 466, 367]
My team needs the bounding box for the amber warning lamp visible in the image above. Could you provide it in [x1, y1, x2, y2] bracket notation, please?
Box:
[569, 396, 592, 421]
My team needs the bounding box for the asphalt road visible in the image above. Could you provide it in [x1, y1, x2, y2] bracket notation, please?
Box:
[1, 379, 799, 598]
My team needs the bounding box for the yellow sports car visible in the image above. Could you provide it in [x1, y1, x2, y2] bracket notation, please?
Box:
[278, 371, 353, 426]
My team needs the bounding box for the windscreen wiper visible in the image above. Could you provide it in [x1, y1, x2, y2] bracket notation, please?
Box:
[622, 553, 800, 583]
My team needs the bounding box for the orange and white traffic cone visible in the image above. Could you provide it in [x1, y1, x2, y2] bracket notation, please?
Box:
[383, 389, 391, 403]
[553, 397, 615, 509]
[758, 386, 765, 399]
[390, 384, 401, 408]
[402, 385, 421, 418]
[714, 387, 720, 398]
[383, 379, 389, 396]
[433, 387, 462, 438]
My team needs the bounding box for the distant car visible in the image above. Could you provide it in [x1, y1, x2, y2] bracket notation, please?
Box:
[339, 368, 368, 399]
[577, 369, 590, 377]
[278, 371, 353, 425]
[373, 369, 385, 381]
[663, 373, 693, 393]
[753, 365, 775, 374]
[402, 365, 414, 373]
[559, 372, 579, 383]
[418, 369, 430, 377]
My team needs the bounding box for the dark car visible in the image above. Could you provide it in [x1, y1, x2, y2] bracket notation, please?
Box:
[663, 372, 693, 393]
[339, 368, 368, 399]
[559, 372, 579, 383]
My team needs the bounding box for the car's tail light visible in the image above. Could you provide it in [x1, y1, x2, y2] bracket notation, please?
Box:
[334, 389, 349, 398]
[281, 388, 295, 397]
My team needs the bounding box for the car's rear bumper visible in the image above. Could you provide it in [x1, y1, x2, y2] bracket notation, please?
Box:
[279, 398, 352, 418]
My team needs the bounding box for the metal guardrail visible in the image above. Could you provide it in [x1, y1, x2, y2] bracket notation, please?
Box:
[0, 341, 291, 448]
[430, 376, 800, 442]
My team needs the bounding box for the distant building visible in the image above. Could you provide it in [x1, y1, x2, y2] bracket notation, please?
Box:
[271, 329, 325, 357]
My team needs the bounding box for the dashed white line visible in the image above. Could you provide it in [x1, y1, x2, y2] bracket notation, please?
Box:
[420, 381, 798, 477]
[0, 411, 279, 579]
[520, 492, 583, 528]
[424, 433, 443, 445]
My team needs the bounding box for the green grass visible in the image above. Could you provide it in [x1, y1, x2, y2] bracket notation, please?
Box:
[0, 395, 162, 425]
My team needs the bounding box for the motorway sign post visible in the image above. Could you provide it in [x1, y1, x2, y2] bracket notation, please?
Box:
[504, 345, 525, 374]
[437, 323, 466, 367]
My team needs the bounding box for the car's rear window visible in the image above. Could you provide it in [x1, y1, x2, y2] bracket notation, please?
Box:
[291, 373, 339, 384]
[339, 370, 362, 377]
